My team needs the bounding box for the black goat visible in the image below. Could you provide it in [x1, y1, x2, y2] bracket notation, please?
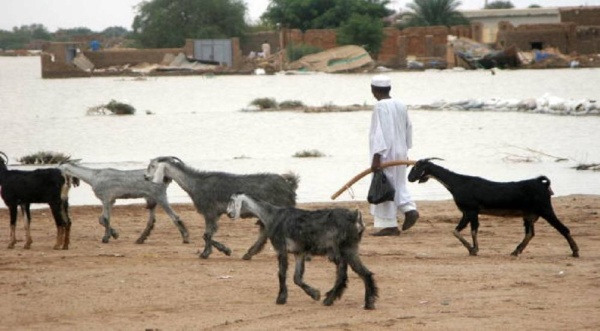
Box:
[407, 158, 579, 257]
[144, 156, 298, 259]
[0, 152, 73, 249]
[227, 193, 378, 309]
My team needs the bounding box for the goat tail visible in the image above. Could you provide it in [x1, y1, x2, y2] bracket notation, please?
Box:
[355, 210, 365, 235]
[0, 151, 8, 164]
[282, 172, 300, 192]
[538, 175, 554, 195]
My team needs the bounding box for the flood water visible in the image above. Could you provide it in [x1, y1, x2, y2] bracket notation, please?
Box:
[1, 56, 599, 207]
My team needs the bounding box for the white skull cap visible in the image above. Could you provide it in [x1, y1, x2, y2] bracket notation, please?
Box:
[371, 75, 391, 87]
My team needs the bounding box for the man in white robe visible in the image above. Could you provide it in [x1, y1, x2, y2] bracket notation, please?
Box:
[368, 75, 419, 236]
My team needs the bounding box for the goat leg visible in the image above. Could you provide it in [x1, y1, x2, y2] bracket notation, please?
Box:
[200, 217, 231, 258]
[8, 206, 18, 249]
[62, 221, 71, 250]
[345, 252, 378, 310]
[173, 217, 190, 244]
[323, 259, 348, 306]
[8, 224, 17, 249]
[210, 239, 232, 256]
[243, 222, 268, 260]
[54, 226, 65, 250]
[453, 228, 477, 255]
[136, 206, 156, 244]
[276, 252, 289, 305]
[293, 253, 320, 301]
[61, 201, 71, 250]
[198, 235, 231, 258]
[23, 210, 32, 249]
[158, 200, 189, 244]
[455, 214, 477, 255]
[470, 230, 479, 255]
[539, 212, 580, 258]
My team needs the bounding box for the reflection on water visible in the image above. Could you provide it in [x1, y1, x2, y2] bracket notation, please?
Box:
[1, 57, 599, 207]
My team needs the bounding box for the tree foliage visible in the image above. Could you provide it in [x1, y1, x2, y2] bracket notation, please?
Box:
[132, 0, 247, 48]
[401, 0, 470, 28]
[0, 24, 131, 50]
[102, 26, 130, 38]
[337, 14, 385, 54]
[261, 0, 392, 31]
[0, 24, 51, 50]
[485, 1, 515, 9]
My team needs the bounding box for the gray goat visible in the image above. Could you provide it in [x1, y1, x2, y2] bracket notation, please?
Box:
[144, 156, 298, 259]
[59, 161, 189, 244]
[0, 152, 72, 249]
[227, 193, 377, 309]
[408, 158, 579, 257]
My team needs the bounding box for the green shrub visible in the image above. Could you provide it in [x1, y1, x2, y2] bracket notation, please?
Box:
[279, 100, 305, 109]
[293, 150, 325, 158]
[18, 151, 71, 165]
[250, 97, 278, 110]
[87, 99, 136, 115]
[105, 99, 136, 115]
[286, 43, 322, 62]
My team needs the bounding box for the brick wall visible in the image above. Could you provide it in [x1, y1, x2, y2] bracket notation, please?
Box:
[560, 7, 600, 25]
[250, 26, 471, 68]
[496, 22, 581, 54]
[83, 48, 184, 67]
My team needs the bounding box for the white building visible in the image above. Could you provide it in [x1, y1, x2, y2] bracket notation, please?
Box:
[462, 8, 560, 43]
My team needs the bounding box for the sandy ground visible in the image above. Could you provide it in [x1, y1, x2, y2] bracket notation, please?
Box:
[1, 195, 599, 331]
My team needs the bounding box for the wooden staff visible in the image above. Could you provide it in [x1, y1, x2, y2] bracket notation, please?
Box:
[330, 160, 417, 200]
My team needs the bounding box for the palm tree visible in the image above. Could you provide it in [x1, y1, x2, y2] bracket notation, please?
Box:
[401, 0, 470, 27]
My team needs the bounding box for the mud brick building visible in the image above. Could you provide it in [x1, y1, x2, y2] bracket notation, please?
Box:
[496, 6, 600, 55]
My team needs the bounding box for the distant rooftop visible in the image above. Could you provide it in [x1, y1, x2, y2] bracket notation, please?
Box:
[461, 8, 559, 19]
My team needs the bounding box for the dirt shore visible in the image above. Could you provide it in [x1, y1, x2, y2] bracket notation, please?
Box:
[1, 195, 599, 330]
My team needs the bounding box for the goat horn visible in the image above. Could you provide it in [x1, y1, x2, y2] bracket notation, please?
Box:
[423, 157, 444, 162]
[171, 156, 184, 164]
[331, 160, 417, 200]
[0, 151, 8, 164]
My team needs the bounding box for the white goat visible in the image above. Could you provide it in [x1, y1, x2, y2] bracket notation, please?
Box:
[59, 161, 188, 244]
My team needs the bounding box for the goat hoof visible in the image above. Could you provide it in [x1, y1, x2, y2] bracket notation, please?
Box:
[276, 297, 287, 305]
[102, 237, 110, 243]
[310, 290, 321, 301]
[323, 295, 334, 306]
[572, 252, 580, 258]
[110, 231, 119, 239]
[135, 238, 145, 244]
[364, 299, 376, 310]
[242, 254, 253, 260]
[182, 238, 190, 244]
[223, 248, 232, 256]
